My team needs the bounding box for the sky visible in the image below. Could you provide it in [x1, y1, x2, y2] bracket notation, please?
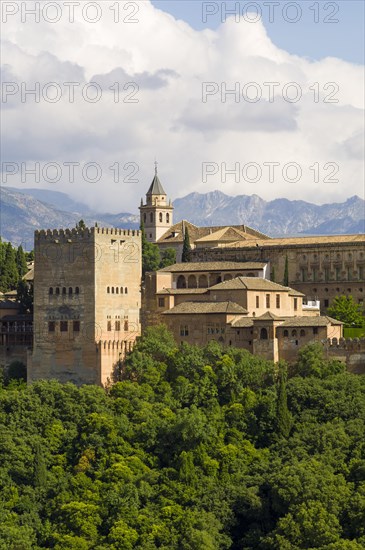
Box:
[1, 0, 364, 213]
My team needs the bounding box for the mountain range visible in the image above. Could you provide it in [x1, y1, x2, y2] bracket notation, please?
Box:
[0, 186, 364, 250]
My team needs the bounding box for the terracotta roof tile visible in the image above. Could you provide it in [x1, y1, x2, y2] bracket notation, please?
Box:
[158, 261, 267, 273]
[162, 301, 248, 315]
[209, 277, 291, 291]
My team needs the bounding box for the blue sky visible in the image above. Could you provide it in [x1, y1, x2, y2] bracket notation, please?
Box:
[152, 1, 365, 64]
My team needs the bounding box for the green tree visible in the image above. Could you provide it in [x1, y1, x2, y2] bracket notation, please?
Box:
[327, 294, 364, 327]
[16, 279, 33, 313]
[276, 365, 292, 438]
[140, 220, 160, 275]
[182, 228, 192, 263]
[160, 247, 176, 269]
[15, 245, 28, 278]
[0, 241, 19, 291]
[76, 219, 86, 230]
[283, 255, 289, 286]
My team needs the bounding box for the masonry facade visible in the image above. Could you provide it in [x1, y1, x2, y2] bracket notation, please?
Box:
[28, 227, 141, 385]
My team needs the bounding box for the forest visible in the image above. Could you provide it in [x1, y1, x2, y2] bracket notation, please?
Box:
[0, 326, 364, 549]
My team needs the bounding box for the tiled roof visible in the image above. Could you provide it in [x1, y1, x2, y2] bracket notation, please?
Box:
[279, 315, 343, 327]
[255, 312, 286, 320]
[287, 287, 305, 297]
[157, 288, 207, 295]
[147, 174, 166, 195]
[162, 301, 248, 315]
[217, 234, 365, 249]
[157, 221, 269, 244]
[24, 267, 34, 281]
[231, 317, 254, 328]
[195, 227, 257, 243]
[158, 261, 267, 273]
[209, 277, 290, 291]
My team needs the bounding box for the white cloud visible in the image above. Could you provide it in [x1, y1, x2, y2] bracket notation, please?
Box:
[1, 1, 364, 212]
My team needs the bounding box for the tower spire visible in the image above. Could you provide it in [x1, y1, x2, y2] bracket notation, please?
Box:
[154, 159, 158, 176]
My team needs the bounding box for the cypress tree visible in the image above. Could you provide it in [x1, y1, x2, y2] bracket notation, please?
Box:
[0, 242, 19, 291]
[140, 220, 160, 275]
[34, 442, 47, 489]
[283, 255, 289, 286]
[182, 228, 192, 263]
[16, 245, 28, 278]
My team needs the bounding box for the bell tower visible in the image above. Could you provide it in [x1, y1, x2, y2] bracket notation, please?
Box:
[139, 162, 174, 243]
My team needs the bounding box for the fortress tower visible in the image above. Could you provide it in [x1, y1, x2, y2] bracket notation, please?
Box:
[139, 162, 174, 243]
[28, 226, 142, 386]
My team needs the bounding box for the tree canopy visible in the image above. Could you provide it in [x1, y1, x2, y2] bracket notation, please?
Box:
[0, 330, 364, 549]
[327, 295, 364, 328]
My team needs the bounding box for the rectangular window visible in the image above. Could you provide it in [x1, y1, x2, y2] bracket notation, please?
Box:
[312, 267, 317, 282]
[324, 267, 330, 281]
[301, 268, 306, 282]
[294, 298, 298, 311]
[60, 321, 68, 332]
[158, 297, 165, 307]
[324, 299, 329, 308]
[335, 267, 341, 281]
[73, 321, 80, 332]
[48, 321, 55, 332]
[359, 266, 364, 279]
[266, 294, 270, 308]
[107, 321, 112, 331]
[180, 325, 189, 336]
[347, 266, 352, 281]
[276, 294, 280, 308]
[115, 321, 120, 331]
[124, 320, 129, 331]
[313, 327, 318, 335]
[256, 296, 259, 308]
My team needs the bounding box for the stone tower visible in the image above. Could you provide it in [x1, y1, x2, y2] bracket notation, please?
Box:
[28, 226, 142, 386]
[139, 163, 173, 243]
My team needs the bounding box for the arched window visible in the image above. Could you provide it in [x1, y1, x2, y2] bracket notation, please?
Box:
[111, 287, 114, 294]
[49, 287, 53, 295]
[116, 287, 119, 294]
[159, 212, 163, 222]
[177, 275, 186, 289]
[283, 330, 289, 337]
[260, 328, 268, 340]
[125, 287, 128, 294]
[150, 212, 153, 223]
[55, 287, 60, 295]
[166, 213, 170, 224]
[107, 287, 110, 293]
[75, 287, 80, 295]
[300, 329, 306, 337]
[68, 287, 73, 295]
[187, 275, 197, 288]
[144, 213, 147, 223]
[120, 287, 123, 294]
[62, 287, 66, 295]
[198, 274, 208, 288]
[291, 329, 297, 337]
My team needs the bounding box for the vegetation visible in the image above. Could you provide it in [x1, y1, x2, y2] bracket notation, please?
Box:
[283, 255, 289, 286]
[328, 295, 364, 328]
[182, 228, 192, 263]
[1, 327, 364, 549]
[0, 238, 31, 292]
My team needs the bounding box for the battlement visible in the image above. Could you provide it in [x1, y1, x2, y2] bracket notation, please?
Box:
[324, 337, 365, 351]
[35, 227, 140, 241]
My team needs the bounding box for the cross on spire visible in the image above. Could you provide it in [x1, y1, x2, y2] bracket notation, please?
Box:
[154, 159, 158, 175]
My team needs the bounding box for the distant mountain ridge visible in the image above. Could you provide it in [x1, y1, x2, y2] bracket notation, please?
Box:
[0, 187, 363, 250]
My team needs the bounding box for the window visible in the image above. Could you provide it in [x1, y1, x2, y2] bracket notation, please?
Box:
[55, 287, 60, 295]
[69, 287, 73, 295]
[335, 267, 341, 281]
[120, 287, 123, 294]
[159, 212, 163, 222]
[112, 287, 114, 294]
[158, 297, 165, 307]
[75, 287, 79, 294]
[62, 287, 66, 295]
[313, 268, 317, 282]
[116, 287, 119, 294]
[73, 321, 80, 332]
[149, 234, 152, 239]
[256, 296, 259, 308]
[48, 321, 55, 332]
[283, 330, 289, 337]
[294, 298, 298, 311]
[291, 330, 297, 337]
[107, 321, 112, 331]
[144, 213, 146, 222]
[266, 294, 270, 308]
[115, 321, 120, 331]
[180, 325, 189, 336]
[313, 327, 318, 335]
[300, 329, 305, 337]
[60, 321, 68, 332]
[124, 320, 129, 331]
[107, 287, 110, 293]
[166, 213, 170, 224]
[324, 268, 330, 281]
[49, 287, 53, 295]
[260, 328, 268, 340]
[359, 266, 364, 279]
[125, 287, 128, 294]
[276, 294, 280, 308]
[150, 213, 153, 222]
[324, 299, 329, 307]
[301, 268, 306, 282]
